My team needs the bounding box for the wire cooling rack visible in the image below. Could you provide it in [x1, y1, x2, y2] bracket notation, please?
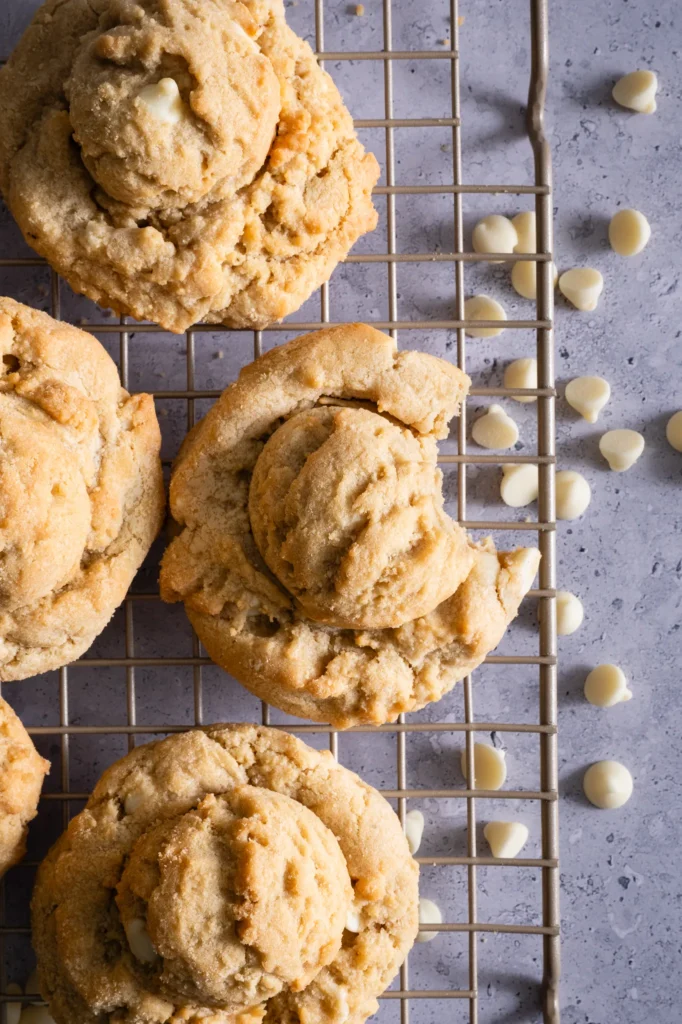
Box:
[0, 0, 559, 1022]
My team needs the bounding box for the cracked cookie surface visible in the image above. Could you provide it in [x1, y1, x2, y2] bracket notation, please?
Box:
[160, 323, 541, 727]
[0, 696, 49, 877]
[0, 297, 165, 681]
[0, 0, 379, 333]
[32, 723, 418, 1024]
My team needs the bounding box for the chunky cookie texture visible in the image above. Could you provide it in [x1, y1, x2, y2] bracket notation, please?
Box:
[0, 298, 165, 681]
[0, 696, 49, 878]
[0, 0, 380, 333]
[32, 724, 418, 1024]
[160, 324, 541, 727]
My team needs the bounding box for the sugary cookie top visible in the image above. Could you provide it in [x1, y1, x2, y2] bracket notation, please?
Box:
[0, 696, 49, 877]
[32, 724, 419, 1024]
[0, 0, 379, 332]
[0, 297, 165, 681]
[160, 323, 540, 727]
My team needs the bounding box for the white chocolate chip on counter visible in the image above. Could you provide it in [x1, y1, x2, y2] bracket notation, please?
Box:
[612, 70, 658, 114]
[599, 429, 645, 472]
[471, 404, 519, 450]
[504, 357, 538, 403]
[584, 664, 633, 708]
[583, 761, 633, 809]
[464, 295, 507, 338]
[556, 590, 584, 636]
[125, 918, 160, 964]
[138, 77, 185, 124]
[416, 897, 443, 943]
[511, 259, 557, 301]
[404, 809, 425, 856]
[555, 470, 591, 520]
[512, 211, 537, 254]
[565, 376, 611, 423]
[666, 411, 682, 452]
[483, 821, 529, 859]
[500, 464, 539, 508]
[559, 268, 604, 311]
[472, 215, 518, 261]
[460, 743, 507, 790]
[609, 209, 651, 256]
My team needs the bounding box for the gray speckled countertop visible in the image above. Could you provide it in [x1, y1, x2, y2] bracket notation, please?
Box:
[1, 1, 681, 1023]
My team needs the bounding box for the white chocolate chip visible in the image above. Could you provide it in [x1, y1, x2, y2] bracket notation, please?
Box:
[666, 411, 682, 452]
[471, 404, 519, 450]
[612, 70, 658, 114]
[17, 1009, 55, 1024]
[556, 591, 584, 636]
[512, 211, 537, 254]
[6, 983, 22, 1024]
[464, 295, 506, 338]
[511, 259, 557, 301]
[599, 429, 645, 472]
[125, 918, 160, 964]
[500, 464, 539, 508]
[483, 821, 529, 859]
[584, 664, 633, 708]
[555, 470, 591, 520]
[583, 761, 633, 809]
[124, 790, 145, 815]
[472, 215, 518, 262]
[138, 77, 185, 124]
[416, 897, 442, 943]
[559, 268, 604, 311]
[565, 376, 611, 423]
[404, 809, 425, 856]
[345, 907, 362, 933]
[609, 209, 651, 257]
[334, 986, 350, 1024]
[460, 743, 507, 790]
[504, 357, 538, 403]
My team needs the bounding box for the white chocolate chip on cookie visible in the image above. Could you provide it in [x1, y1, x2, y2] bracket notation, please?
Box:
[124, 918, 160, 965]
[471, 405, 519, 450]
[500, 464, 539, 508]
[460, 743, 507, 790]
[666, 411, 682, 452]
[483, 821, 529, 859]
[464, 295, 507, 337]
[504, 358, 538, 403]
[599, 429, 645, 472]
[565, 376, 611, 423]
[416, 898, 442, 943]
[137, 78, 185, 124]
[555, 470, 591, 520]
[584, 664, 632, 708]
[609, 209, 651, 256]
[583, 761, 633, 809]
[472, 215, 518, 261]
[556, 590, 584, 636]
[612, 70, 658, 114]
[559, 268, 604, 311]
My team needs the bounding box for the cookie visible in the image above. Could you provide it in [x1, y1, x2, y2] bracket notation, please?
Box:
[0, 0, 380, 334]
[160, 323, 541, 727]
[0, 696, 49, 878]
[32, 724, 418, 1024]
[0, 298, 165, 681]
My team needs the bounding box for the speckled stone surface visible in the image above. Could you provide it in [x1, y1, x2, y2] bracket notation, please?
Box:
[0, 2, 680, 1023]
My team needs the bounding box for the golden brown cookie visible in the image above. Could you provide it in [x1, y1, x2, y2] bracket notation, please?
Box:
[160, 323, 541, 727]
[0, 696, 49, 878]
[0, 0, 379, 334]
[32, 724, 418, 1024]
[0, 298, 165, 681]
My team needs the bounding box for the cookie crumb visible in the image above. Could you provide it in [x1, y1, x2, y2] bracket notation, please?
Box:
[458, 15, 465, 26]
[354, 3, 365, 14]
[215, 351, 224, 360]
[439, 38, 450, 46]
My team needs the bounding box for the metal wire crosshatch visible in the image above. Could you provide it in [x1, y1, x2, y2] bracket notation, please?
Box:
[0, 1, 559, 1022]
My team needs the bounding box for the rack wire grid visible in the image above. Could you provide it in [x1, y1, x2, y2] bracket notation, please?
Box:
[0, 0, 559, 1022]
